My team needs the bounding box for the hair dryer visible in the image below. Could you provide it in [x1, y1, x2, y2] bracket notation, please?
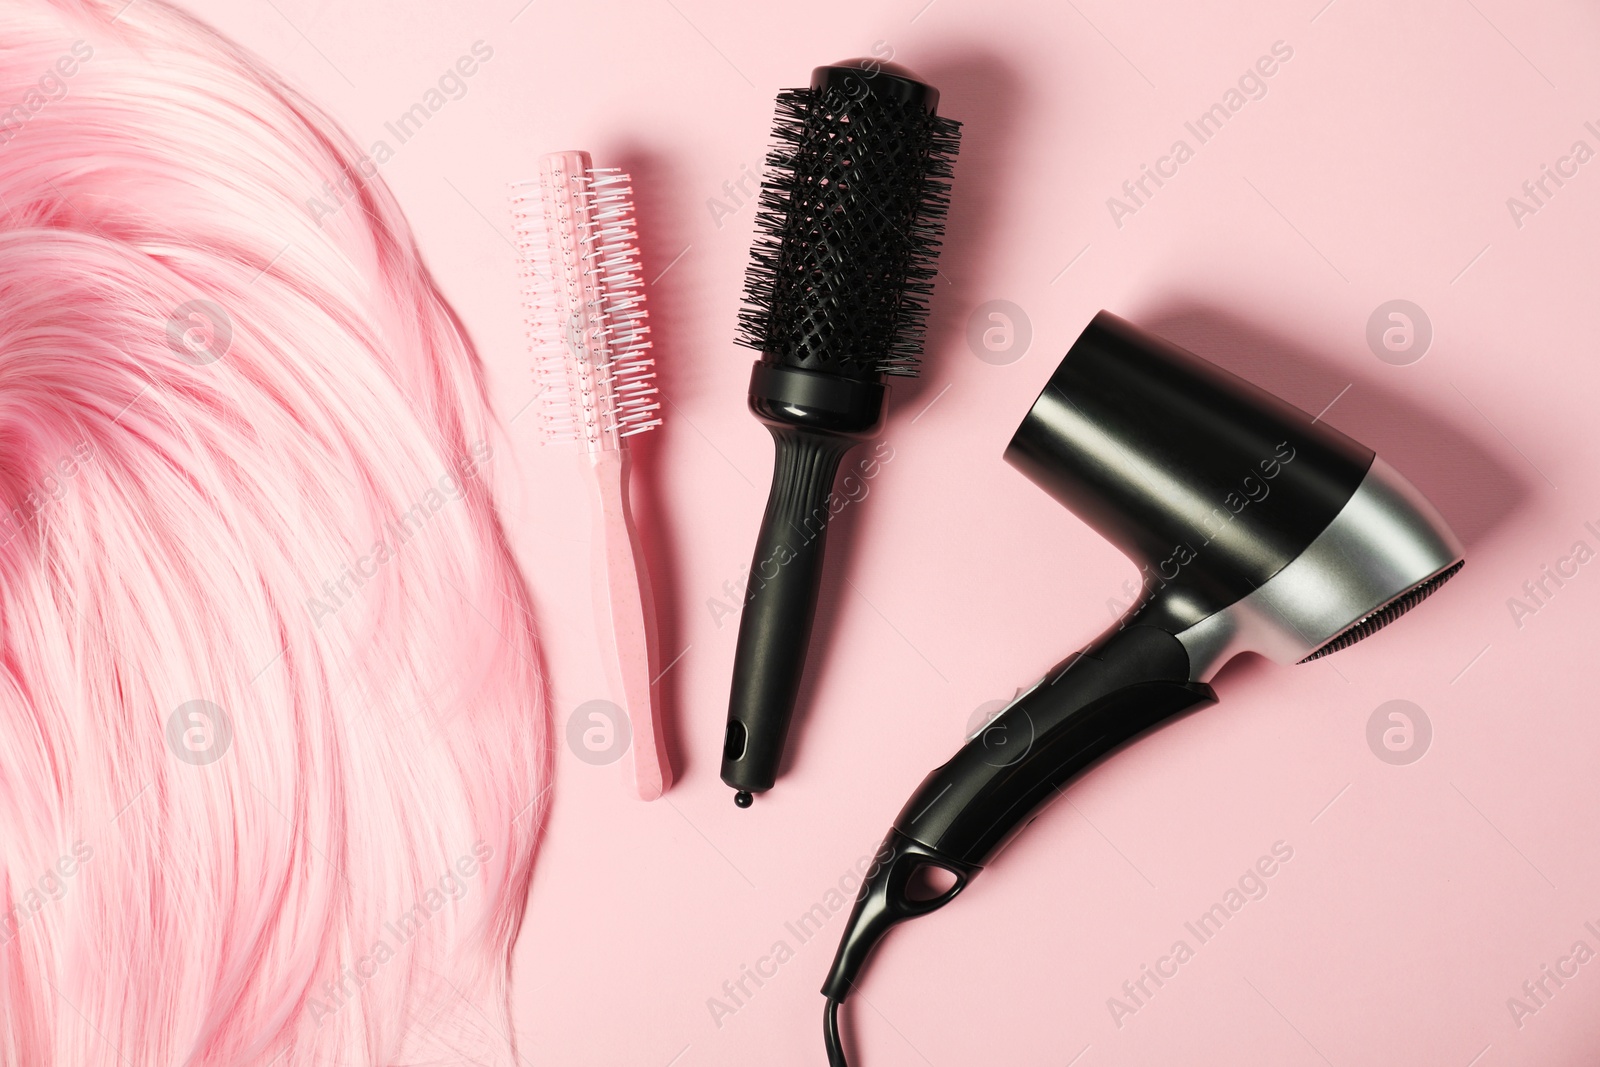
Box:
[820, 311, 1464, 1065]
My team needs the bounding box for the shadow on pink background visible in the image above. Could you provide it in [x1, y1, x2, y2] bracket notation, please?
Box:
[181, 0, 1600, 1063]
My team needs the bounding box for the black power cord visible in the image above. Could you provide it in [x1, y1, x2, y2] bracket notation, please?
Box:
[824, 998, 849, 1067]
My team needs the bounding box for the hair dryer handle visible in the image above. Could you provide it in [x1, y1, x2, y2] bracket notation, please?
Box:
[897, 625, 1214, 864]
[822, 624, 1215, 1001]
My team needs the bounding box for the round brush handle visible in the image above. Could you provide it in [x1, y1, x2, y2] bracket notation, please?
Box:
[721, 425, 857, 795]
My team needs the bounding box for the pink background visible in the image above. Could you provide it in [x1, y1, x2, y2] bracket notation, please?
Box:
[179, 0, 1600, 1063]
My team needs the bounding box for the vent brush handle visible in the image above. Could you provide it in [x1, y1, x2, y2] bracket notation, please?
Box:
[588, 449, 668, 800]
[722, 365, 885, 803]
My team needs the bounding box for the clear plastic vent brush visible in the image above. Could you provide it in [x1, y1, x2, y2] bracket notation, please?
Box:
[511, 150, 669, 799]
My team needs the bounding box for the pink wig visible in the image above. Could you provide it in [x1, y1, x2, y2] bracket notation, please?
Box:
[0, 1, 546, 1063]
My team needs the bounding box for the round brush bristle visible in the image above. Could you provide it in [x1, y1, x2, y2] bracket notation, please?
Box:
[737, 73, 960, 378]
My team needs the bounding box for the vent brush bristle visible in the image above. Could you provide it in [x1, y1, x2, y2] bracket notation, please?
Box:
[510, 151, 670, 800]
[512, 151, 660, 450]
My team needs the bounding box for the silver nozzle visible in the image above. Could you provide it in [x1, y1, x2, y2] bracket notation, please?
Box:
[1175, 456, 1464, 681]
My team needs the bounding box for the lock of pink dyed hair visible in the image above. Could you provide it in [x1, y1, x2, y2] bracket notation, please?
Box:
[0, 1, 546, 1063]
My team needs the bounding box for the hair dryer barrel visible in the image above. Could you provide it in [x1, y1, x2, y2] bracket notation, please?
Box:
[1004, 311, 1375, 630]
[1005, 311, 1463, 675]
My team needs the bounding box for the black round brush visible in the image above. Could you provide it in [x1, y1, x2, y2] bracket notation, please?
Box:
[721, 60, 960, 806]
